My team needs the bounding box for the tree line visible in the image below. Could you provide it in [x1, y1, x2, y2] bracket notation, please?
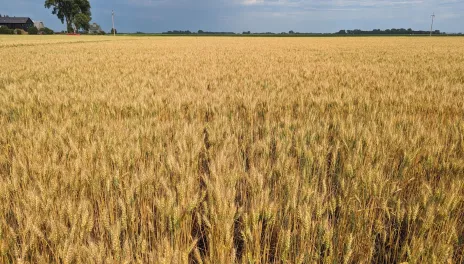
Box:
[337, 28, 443, 35]
[159, 29, 453, 36]
[0, 25, 54, 35]
[162, 30, 236, 35]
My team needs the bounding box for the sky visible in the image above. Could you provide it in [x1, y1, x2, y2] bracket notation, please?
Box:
[2, 0, 463, 33]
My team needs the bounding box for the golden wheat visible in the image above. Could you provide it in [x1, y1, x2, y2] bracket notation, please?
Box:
[0, 36, 463, 263]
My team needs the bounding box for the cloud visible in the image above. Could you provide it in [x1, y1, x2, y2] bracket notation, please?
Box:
[236, 0, 427, 8]
[1, 0, 463, 33]
[127, 0, 169, 7]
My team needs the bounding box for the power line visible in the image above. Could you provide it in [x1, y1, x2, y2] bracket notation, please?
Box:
[430, 13, 435, 36]
[112, 10, 115, 36]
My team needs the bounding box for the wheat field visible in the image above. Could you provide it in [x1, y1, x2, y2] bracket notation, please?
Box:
[0, 36, 463, 263]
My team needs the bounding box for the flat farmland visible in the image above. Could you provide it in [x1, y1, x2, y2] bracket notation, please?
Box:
[0, 36, 463, 263]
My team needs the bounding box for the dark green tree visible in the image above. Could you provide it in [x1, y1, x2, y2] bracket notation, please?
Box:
[40, 27, 55, 34]
[73, 13, 91, 32]
[28, 26, 39, 35]
[0, 26, 14, 34]
[44, 0, 91, 33]
[110, 28, 117, 34]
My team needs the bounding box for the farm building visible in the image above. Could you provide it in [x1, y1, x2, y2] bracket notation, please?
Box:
[0, 17, 34, 31]
[88, 23, 104, 34]
[34, 21, 45, 30]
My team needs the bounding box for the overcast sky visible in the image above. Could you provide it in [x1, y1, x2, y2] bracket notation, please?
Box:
[2, 0, 463, 33]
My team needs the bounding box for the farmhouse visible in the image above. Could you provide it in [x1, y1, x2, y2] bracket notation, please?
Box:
[88, 23, 104, 34]
[0, 17, 34, 31]
[34, 21, 45, 30]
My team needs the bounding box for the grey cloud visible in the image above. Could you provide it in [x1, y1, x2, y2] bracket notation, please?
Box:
[1, 0, 463, 33]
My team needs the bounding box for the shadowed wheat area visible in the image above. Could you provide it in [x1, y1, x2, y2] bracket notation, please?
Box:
[0, 36, 464, 263]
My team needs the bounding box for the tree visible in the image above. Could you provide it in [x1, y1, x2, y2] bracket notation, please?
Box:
[0, 26, 14, 34]
[28, 26, 39, 35]
[41, 27, 55, 34]
[289, 30, 295, 34]
[110, 28, 117, 34]
[198, 30, 204, 34]
[337, 30, 346, 34]
[44, 0, 91, 33]
[74, 13, 91, 32]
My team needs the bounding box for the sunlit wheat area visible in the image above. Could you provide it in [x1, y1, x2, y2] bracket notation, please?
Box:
[1, 36, 464, 263]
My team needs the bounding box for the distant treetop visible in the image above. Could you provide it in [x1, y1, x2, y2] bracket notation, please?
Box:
[336, 28, 443, 35]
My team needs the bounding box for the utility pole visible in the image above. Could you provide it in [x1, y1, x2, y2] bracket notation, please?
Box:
[430, 13, 435, 36]
[112, 10, 115, 36]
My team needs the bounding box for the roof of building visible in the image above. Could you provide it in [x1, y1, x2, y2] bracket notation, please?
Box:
[0, 17, 32, 24]
[89, 23, 102, 32]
